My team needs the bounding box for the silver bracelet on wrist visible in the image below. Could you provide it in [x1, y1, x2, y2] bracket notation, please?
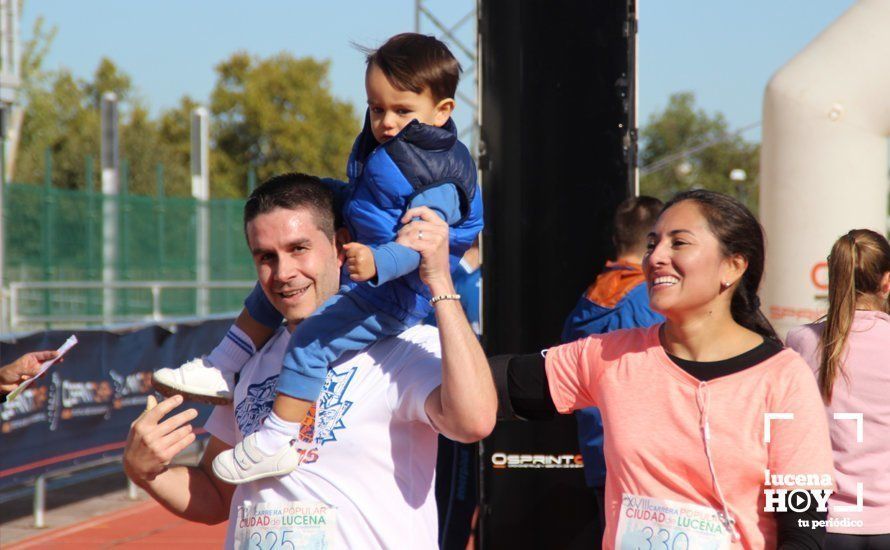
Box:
[429, 293, 461, 305]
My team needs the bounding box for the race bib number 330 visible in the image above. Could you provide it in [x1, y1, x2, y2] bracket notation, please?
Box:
[235, 501, 337, 550]
[616, 493, 732, 550]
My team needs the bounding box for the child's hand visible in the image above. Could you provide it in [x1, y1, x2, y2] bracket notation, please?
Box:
[343, 243, 377, 282]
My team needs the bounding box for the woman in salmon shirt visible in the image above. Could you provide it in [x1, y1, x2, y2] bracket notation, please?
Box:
[492, 190, 834, 549]
[786, 229, 890, 548]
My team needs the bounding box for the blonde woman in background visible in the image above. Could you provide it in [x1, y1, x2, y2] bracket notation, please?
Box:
[787, 229, 890, 548]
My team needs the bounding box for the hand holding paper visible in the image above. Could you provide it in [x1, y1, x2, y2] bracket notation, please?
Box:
[5, 335, 78, 402]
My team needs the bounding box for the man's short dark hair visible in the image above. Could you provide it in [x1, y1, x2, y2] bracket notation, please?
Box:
[365, 33, 461, 103]
[243, 173, 336, 240]
[613, 195, 663, 254]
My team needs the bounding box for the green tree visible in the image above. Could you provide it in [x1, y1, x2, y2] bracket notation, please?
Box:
[155, 96, 200, 196]
[122, 102, 191, 196]
[18, 15, 56, 90]
[84, 57, 132, 108]
[15, 53, 190, 194]
[209, 52, 359, 197]
[14, 68, 98, 189]
[15, 41, 358, 198]
[640, 92, 759, 209]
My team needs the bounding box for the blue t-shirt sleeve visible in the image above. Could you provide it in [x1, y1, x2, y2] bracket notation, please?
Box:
[371, 242, 422, 286]
[370, 184, 461, 286]
[408, 184, 462, 225]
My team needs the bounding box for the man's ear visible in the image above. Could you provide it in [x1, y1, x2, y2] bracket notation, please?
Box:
[335, 227, 352, 263]
[434, 98, 455, 126]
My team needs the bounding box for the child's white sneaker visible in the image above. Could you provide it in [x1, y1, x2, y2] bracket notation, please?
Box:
[152, 358, 235, 405]
[212, 432, 305, 484]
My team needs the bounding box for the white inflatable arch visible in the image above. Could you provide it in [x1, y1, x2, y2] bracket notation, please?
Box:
[760, 0, 890, 337]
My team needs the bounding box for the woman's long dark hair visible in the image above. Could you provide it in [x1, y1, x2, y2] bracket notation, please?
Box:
[662, 190, 780, 343]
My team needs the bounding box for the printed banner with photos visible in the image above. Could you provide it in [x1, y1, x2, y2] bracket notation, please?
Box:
[0, 319, 233, 488]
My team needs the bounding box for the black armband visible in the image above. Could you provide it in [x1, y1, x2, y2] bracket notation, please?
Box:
[489, 353, 557, 421]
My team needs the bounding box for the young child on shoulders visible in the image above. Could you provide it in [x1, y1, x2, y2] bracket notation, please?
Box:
[152, 33, 483, 483]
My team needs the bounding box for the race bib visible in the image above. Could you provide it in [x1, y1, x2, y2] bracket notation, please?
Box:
[235, 501, 337, 550]
[616, 493, 732, 550]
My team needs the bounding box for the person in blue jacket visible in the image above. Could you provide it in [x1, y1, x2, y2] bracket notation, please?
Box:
[152, 33, 483, 484]
[561, 195, 663, 535]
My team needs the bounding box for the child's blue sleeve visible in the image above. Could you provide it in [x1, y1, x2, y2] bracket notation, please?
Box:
[408, 184, 462, 225]
[244, 282, 284, 329]
[370, 183, 461, 286]
[320, 177, 350, 216]
[370, 244, 420, 286]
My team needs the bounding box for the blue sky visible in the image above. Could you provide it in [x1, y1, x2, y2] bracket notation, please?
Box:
[21, 0, 856, 142]
[638, 0, 854, 139]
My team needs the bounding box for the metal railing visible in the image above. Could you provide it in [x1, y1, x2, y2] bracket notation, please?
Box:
[0, 439, 209, 529]
[5, 280, 254, 332]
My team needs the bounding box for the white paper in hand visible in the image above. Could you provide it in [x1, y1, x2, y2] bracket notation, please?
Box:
[6, 335, 78, 402]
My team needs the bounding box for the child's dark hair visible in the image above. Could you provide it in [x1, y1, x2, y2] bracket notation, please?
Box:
[819, 229, 890, 402]
[364, 33, 462, 102]
[614, 196, 663, 255]
[243, 173, 336, 239]
[662, 189, 779, 343]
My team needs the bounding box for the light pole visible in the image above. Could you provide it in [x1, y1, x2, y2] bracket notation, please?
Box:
[191, 107, 210, 317]
[0, 106, 6, 333]
[101, 92, 120, 324]
[1, 0, 22, 333]
[0, 105, 6, 186]
[730, 168, 747, 205]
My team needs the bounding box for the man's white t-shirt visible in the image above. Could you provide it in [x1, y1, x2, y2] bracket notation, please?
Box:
[204, 324, 443, 549]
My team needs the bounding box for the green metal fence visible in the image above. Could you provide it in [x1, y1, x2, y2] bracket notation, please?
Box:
[2, 178, 255, 328]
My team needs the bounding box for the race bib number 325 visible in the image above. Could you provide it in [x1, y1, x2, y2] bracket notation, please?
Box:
[616, 493, 732, 550]
[235, 501, 337, 550]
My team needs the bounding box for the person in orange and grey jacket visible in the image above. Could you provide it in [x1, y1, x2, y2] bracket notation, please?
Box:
[560, 195, 664, 538]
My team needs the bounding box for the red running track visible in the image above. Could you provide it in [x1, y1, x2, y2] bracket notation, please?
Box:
[8, 500, 227, 549]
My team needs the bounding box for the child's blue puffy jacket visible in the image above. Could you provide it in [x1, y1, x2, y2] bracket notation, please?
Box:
[338, 113, 484, 323]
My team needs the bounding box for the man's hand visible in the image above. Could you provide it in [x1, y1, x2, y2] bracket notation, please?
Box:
[397, 206, 496, 442]
[124, 394, 198, 485]
[343, 242, 378, 282]
[397, 207, 453, 295]
[120, 395, 234, 525]
[0, 350, 59, 393]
